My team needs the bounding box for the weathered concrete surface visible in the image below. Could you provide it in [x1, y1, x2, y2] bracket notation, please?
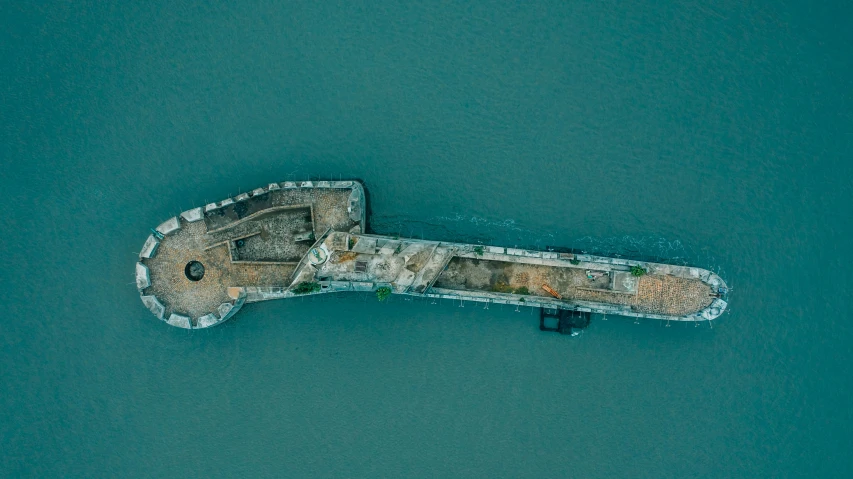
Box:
[135, 263, 151, 290]
[137, 180, 726, 328]
[412, 246, 456, 293]
[143, 219, 291, 320]
[156, 217, 180, 236]
[217, 303, 233, 318]
[196, 313, 219, 328]
[208, 206, 313, 263]
[180, 207, 203, 223]
[611, 272, 639, 294]
[350, 236, 376, 254]
[312, 234, 718, 319]
[138, 181, 365, 328]
[167, 313, 192, 329]
[348, 187, 364, 222]
[140, 235, 160, 259]
[140, 295, 165, 319]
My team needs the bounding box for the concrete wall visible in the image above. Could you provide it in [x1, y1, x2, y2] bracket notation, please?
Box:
[201, 179, 364, 219]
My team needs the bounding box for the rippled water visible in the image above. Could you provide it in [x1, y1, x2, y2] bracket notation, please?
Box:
[3, 1, 851, 477]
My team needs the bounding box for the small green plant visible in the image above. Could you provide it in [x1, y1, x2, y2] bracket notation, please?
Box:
[630, 265, 647, 277]
[493, 281, 514, 293]
[375, 286, 392, 302]
[514, 286, 530, 295]
[569, 259, 581, 265]
[473, 245, 484, 256]
[519, 297, 526, 303]
[292, 281, 321, 295]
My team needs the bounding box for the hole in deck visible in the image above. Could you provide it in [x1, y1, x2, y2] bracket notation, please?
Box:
[184, 261, 205, 281]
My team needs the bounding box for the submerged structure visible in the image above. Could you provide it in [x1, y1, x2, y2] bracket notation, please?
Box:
[135, 180, 728, 331]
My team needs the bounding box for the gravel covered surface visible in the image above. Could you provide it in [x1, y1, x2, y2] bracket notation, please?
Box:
[436, 257, 712, 316]
[143, 220, 295, 322]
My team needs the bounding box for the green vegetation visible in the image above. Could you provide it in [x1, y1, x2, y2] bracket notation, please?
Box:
[519, 297, 526, 303]
[473, 245, 484, 256]
[569, 259, 581, 265]
[292, 281, 321, 295]
[376, 286, 392, 302]
[630, 265, 647, 277]
[514, 286, 530, 295]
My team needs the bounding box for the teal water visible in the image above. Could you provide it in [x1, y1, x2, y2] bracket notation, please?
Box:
[2, 1, 852, 477]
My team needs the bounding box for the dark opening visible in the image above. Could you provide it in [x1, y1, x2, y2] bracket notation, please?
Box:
[185, 261, 205, 281]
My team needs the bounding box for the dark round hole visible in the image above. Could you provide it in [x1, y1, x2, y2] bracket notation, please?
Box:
[185, 261, 205, 281]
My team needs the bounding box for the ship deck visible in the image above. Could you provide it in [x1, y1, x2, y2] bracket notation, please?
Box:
[136, 180, 726, 328]
[140, 185, 361, 325]
[433, 257, 713, 316]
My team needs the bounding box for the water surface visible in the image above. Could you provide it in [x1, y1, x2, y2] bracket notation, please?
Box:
[2, 1, 852, 477]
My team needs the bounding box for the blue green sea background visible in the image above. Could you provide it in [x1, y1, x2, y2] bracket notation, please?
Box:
[2, 1, 851, 477]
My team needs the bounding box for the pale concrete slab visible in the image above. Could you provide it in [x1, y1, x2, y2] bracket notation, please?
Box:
[140, 295, 165, 319]
[394, 268, 416, 290]
[180, 207, 203, 223]
[351, 237, 377, 254]
[167, 313, 192, 329]
[217, 303, 233, 318]
[156, 217, 180, 236]
[379, 240, 400, 255]
[196, 313, 219, 328]
[140, 235, 159, 259]
[351, 282, 374, 291]
[330, 281, 352, 291]
[347, 187, 364, 222]
[136, 263, 151, 289]
[611, 271, 639, 294]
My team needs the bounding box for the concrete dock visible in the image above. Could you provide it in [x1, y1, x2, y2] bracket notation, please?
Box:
[136, 180, 728, 329]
